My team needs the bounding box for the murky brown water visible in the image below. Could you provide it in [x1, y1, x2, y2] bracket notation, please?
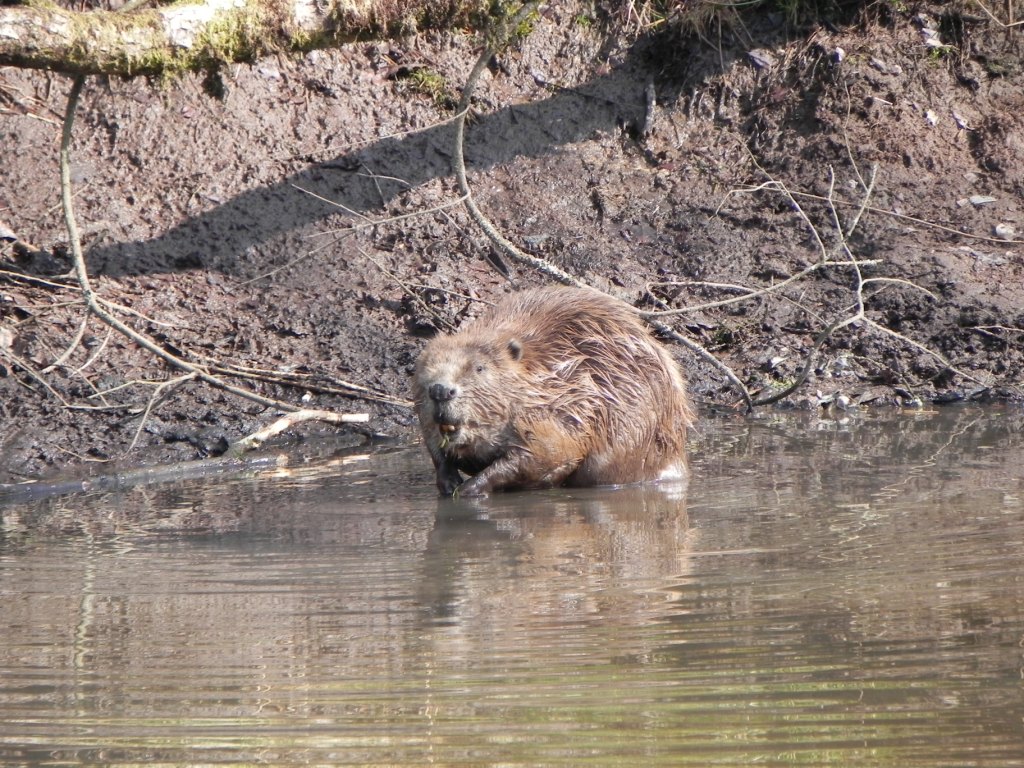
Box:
[2, 407, 1023, 765]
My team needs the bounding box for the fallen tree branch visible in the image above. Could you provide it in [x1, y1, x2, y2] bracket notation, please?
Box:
[0, 0, 501, 77]
[0, 453, 288, 506]
[229, 408, 369, 455]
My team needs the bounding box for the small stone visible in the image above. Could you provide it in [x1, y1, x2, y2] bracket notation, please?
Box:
[747, 49, 776, 70]
[993, 223, 1016, 240]
[817, 390, 854, 411]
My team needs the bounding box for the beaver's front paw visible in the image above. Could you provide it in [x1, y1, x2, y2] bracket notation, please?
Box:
[456, 475, 491, 498]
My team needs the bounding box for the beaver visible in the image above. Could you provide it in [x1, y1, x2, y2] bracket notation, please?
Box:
[413, 286, 695, 497]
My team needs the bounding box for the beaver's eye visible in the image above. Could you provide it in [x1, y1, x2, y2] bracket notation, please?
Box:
[475, 364, 486, 374]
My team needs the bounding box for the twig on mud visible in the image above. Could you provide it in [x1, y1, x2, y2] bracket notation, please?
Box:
[826, 165, 992, 390]
[126, 373, 197, 454]
[305, 184, 472, 235]
[359, 246, 458, 333]
[238, 185, 470, 286]
[88, 375, 173, 400]
[970, 0, 1024, 27]
[969, 324, 1024, 338]
[643, 257, 882, 317]
[75, 326, 111, 374]
[451, 2, 754, 408]
[750, 167, 877, 405]
[452, 5, 581, 290]
[0, 78, 63, 126]
[747, 312, 859, 407]
[185, 354, 412, 407]
[0, 348, 72, 406]
[41, 310, 89, 373]
[0, 268, 77, 292]
[95, 296, 180, 328]
[647, 314, 753, 409]
[723, 181, 1024, 246]
[724, 162, 993, 405]
[837, 161, 876, 243]
[45, 182, 94, 216]
[402, 283, 489, 306]
[840, 81, 870, 195]
[646, 278, 829, 326]
[229, 409, 370, 456]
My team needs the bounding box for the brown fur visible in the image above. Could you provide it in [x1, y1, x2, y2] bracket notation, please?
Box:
[413, 286, 696, 497]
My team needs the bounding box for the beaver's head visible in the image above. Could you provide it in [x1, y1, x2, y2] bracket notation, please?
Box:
[414, 334, 524, 451]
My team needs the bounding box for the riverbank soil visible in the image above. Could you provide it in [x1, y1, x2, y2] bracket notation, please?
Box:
[2, 1, 1022, 482]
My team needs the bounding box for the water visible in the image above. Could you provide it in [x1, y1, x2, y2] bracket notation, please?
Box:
[1, 407, 1023, 765]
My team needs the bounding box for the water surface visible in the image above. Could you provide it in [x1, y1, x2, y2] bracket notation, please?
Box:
[2, 407, 1023, 765]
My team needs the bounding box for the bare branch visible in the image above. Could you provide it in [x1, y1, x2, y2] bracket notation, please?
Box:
[229, 408, 370, 455]
[127, 373, 198, 453]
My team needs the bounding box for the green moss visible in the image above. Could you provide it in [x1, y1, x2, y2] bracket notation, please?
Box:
[193, 12, 254, 65]
[59, 7, 161, 75]
[712, 326, 739, 348]
[477, 0, 540, 49]
[398, 66, 458, 111]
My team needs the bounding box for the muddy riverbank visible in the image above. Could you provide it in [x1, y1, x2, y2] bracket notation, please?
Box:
[2, 1, 1022, 481]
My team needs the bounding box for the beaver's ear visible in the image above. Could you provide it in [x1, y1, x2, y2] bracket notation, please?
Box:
[507, 339, 523, 361]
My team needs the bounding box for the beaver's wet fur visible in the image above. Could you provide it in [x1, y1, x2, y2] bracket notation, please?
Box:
[413, 287, 695, 497]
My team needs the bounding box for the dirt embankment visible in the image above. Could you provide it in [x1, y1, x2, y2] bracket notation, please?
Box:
[1, 2, 1022, 483]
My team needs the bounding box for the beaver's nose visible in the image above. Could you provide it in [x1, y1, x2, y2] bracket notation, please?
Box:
[428, 382, 458, 403]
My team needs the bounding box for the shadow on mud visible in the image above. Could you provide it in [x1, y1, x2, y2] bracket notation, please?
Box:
[77, 30, 747, 278]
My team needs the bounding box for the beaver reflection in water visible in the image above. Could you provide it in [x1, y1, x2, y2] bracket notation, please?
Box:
[413, 286, 695, 497]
